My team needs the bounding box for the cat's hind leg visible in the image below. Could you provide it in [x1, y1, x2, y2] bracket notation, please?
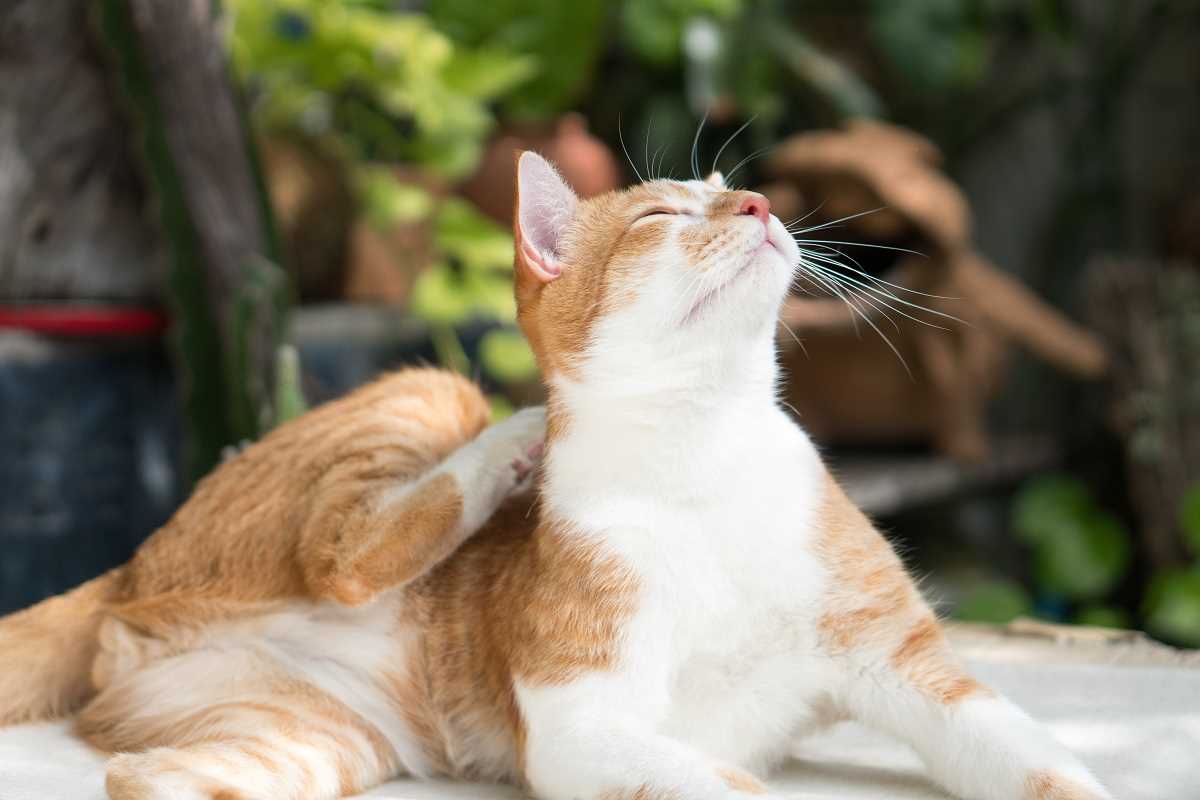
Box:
[303, 405, 546, 605]
[81, 645, 403, 800]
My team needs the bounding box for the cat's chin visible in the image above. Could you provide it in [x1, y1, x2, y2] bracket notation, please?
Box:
[682, 254, 789, 330]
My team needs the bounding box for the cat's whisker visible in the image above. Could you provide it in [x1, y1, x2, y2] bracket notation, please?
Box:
[797, 250, 964, 327]
[649, 144, 666, 181]
[806, 264, 904, 335]
[691, 110, 708, 182]
[787, 207, 887, 235]
[710, 114, 757, 177]
[794, 262, 862, 338]
[644, 116, 655, 183]
[779, 318, 809, 358]
[618, 115, 644, 184]
[782, 200, 827, 232]
[656, 145, 672, 181]
[795, 258, 913, 375]
[724, 144, 773, 184]
[793, 237, 929, 260]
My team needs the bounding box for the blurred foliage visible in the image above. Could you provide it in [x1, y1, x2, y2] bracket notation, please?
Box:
[226, 0, 534, 175]
[1145, 567, 1200, 648]
[621, 0, 742, 66]
[1013, 475, 1131, 601]
[962, 472, 1200, 647]
[429, 0, 609, 118]
[1182, 484, 1200, 558]
[404, 196, 537, 386]
[866, 0, 1072, 96]
[272, 343, 308, 425]
[956, 578, 1033, 624]
[228, 0, 539, 394]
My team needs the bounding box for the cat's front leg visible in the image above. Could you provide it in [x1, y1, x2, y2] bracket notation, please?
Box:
[516, 631, 777, 800]
[829, 613, 1112, 800]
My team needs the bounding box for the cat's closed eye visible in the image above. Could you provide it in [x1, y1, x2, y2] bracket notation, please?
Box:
[637, 207, 680, 221]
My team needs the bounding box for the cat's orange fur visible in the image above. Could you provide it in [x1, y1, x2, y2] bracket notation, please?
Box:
[0, 154, 1106, 800]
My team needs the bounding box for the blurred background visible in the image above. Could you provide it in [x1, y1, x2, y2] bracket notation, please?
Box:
[2, 0, 1199, 647]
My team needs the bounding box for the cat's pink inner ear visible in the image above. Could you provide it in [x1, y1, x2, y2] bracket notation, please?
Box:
[705, 171, 726, 189]
[517, 152, 577, 283]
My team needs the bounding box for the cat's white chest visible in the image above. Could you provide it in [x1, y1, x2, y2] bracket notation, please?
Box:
[547, 407, 834, 769]
[653, 435, 833, 767]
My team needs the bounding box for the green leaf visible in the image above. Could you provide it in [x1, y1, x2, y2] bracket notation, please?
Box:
[435, 198, 514, 273]
[430, 0, 608, 117]
[479, 328, 539, 384]
[409, 262, 475, 325]
[488, 393, 515, 421]
[1145, 569, 1200, 647]
[356, 168, 434, 229]
[443, 48, 538, 101]
[1032, 510, 1130, 600]
[272, 344, 308, 425]
[1180, 483, 1200, 557]
[1074, 605, 1129, 629]
[1012, 474, 1092, 545]
[954, 579, 1032, 624]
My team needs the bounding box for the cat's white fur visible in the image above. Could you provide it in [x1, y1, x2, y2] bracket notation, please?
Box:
[510, 154, 1111, 800]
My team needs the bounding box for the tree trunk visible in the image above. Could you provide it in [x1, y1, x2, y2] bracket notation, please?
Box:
[0, 0, 165, 301]
[1088, 260, 1200, 569]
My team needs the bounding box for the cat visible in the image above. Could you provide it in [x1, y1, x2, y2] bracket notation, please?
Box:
[0, 151, 1110, 800]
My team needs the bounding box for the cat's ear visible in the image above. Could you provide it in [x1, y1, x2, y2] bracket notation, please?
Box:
[515, 151, 578, 283]
[704, 171, 726, 189]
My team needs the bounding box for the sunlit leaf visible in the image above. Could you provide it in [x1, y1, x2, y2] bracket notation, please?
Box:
[479, 328, 539, 384]
[1145, 569, 1200, 647]
[1012, 474, 1091, 545]
[1180, 483, 1200, 557]
[1074, 605, 1129, 629]
[1033, 510, 1130, 600]
[955, 579, 1032, 624]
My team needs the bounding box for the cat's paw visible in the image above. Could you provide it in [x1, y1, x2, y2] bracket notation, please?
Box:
[483, 405, 547, 492]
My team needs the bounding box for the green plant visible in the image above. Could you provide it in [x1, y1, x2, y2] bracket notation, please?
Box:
[1145, 567, 1200, 647]
[226, 0, 540, 401]
[955, 474, 1135, 628]
[226, 0, 534, 176]
[429, 0, 609, 119]
[956, 578, 1033, 624]
[1013, 475, 1131, 601]
[405, 197, 538, 388]
[1180, 483, 1200, 557]
[999, 473, 1200, 646]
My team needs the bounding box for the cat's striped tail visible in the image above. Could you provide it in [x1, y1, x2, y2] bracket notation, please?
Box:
[0, 570, 120, 725]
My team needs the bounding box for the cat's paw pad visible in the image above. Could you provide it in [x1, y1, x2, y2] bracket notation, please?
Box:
[485, 405, 547, 490]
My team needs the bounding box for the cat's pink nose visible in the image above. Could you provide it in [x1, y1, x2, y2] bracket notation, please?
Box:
[738, 193, 770, 225]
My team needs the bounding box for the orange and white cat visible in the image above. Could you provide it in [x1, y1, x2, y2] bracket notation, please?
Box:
[0, 152, 1109, 800]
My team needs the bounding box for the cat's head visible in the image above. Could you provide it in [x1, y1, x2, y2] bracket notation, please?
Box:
[512, 151, 799, 390]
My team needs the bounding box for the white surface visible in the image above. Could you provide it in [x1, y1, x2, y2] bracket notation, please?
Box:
[1, 658, 1197, 800]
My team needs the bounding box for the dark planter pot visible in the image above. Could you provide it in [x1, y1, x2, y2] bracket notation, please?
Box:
[0, 304, 509, 614]
[0, 330, 181, 613]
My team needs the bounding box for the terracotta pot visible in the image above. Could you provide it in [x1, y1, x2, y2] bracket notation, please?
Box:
[460, 113, 622, 226]
[260, 136, 355, 301]
[765, 120, 1107, 461]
